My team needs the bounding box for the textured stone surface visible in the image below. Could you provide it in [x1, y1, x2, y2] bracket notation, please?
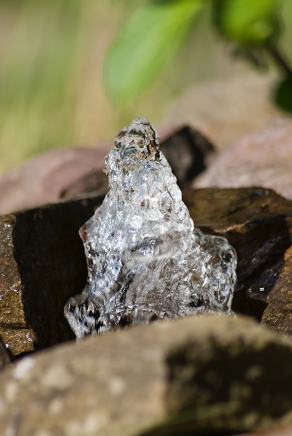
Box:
[0, 195, 102, 357]
[1, 187, 291, 357]
[0, 315, 292, 436]
[0, 214, 34, 356]
[64, 119, 236, 338]
[0, 341, 10, 370]
[262, 245, 292, 336]
[183, 188, 292, 325]
[248, 427, 292, 436]
[195, 119, 292, 200]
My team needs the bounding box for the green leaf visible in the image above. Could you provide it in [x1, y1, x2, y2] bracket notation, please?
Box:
[214, 0, 280, 46]
[104, 0, 202, 104]
[274, 76, 292, 113]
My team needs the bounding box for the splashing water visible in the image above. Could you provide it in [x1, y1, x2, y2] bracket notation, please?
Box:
[64, 118, 237, 338]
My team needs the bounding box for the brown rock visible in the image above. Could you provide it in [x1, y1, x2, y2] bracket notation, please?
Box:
[0, 340, 10, 370]
[60, 169, 108, 200]
[183, 187, 292, 326]
[0, 315, 292, 435]
[160, 125, 215, 188]
[195, 119, 292, 200]
[1, 187, 291, 357]
[262, 245, 292, 336]
[0, 195, 102, 357]
[0, 214, 34, 356]
[248, 427, 292, 436]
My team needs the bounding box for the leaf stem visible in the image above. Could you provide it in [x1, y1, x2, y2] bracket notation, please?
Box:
[266, 43, 292, 77]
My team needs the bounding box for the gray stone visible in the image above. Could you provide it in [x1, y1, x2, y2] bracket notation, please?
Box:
[0, 315, 292, 435]
[164, 72, 284, 149]
[195, 119, 292, 200]
[0, 147, 107, 214]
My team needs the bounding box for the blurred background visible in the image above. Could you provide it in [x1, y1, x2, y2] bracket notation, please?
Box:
[1, 0, 292, 173]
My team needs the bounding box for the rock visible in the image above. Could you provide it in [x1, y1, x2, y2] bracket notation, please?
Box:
[194, 119, 292, 200]
[0, 147, 107, 214]
[262, 246, 292, 336]
[1, 187, 291, 357]
[0, 315, 292, 435]
[60, 125, 215, 200]
[164, 72, 284, 149]
[183, 188, 292, 326]
[160, 125, 215, 188]
[0, 341, 10, 370]
[249, 427, 292, 436]
[60, 169, 108, 200]
[60, 123, 215, 201]
[0, 195, 102, 357]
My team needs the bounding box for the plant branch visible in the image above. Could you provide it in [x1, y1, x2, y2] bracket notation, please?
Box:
[266, 43, 292, 76]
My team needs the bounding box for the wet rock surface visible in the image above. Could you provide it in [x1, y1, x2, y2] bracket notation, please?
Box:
[0, 315, 292, 436]
[0, 195, 103, 357]
[262, 246, 292, 336]
[0, 341, 10, 370]
[183, 188, 292, 327]
[195, 119, 292, 200]
[0, 187, 291, 357]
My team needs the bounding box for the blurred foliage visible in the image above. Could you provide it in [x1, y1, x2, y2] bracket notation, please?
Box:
[214, 0, 280, 45]
[0, 0, 82, 165]
[104, 0, 202, 102]
[1, 0, 292, 172]
[105, 0, 292, 113]
[274, 76, 292, 112]
[1, 0, 177, 172]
